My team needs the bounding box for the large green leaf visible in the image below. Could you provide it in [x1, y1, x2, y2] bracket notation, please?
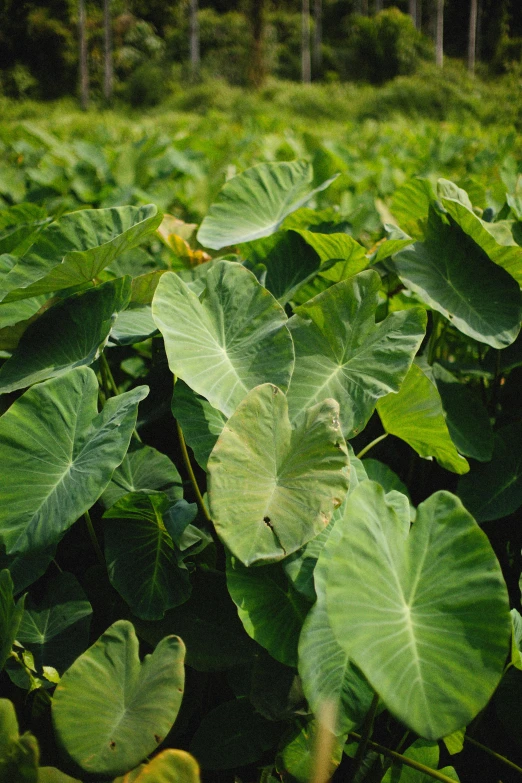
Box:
[390, 208, 522, 348]
[17, 572, 92, 674]
[0, 367, 148, 554]
[152, 261, 294, 418]
[457, 423, 522, 522]
[286, 271, 426, 437]
[390, 178, 434, 237]
[1, 204, 161, 303]
[324, 481, 510, 739]
[227, 556, 311, 667]
[442, 196, 522, 286]
[0, 570, 25, 672]
[110, 304, 157, 345]
[432, 364, 493, 462]
[0, 278, 131, 393]
[52, 620, 185, 776]
[171, 381, 227, 471]
[298, 520, 376, 737]
[0, 203, 47, 256]
[101, 444, 183, 509]
[103, 493, 192, 621]
[197, 161, 337, 250]
[208, 384, 349, 566]
[377, 364, 469, 474]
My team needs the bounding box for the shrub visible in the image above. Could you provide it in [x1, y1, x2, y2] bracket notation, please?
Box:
[343, 7, 426, 85]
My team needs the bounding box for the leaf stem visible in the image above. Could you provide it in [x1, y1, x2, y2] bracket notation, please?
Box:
[84, 511, 105, 568]
[100, 352, 119, 396]
[176, 419, 212, 524]
[351, 692, 379, 781]
[348, 733, 458, 783]
[356, 433, 388, 460]
[464, 736, 522, 776]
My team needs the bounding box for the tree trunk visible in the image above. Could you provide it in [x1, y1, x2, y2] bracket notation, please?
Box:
[436, 0, 444, 68]
[78, 0, 89, 110]
[190, 0, 200, 78]
[302, 0, 311, 83]
[468, 0, 478, 75]
[313, 0, 322, 75]
[409, 0, 417, 29]
[249, 0, 265, 88]
[374, 0, 383, 12]
[359, 0, 369, 16]
[103, 0, 113, 103]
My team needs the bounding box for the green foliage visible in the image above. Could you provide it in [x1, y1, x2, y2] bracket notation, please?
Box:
[344, 9, 426, 85]
[0, 144, 521, 783]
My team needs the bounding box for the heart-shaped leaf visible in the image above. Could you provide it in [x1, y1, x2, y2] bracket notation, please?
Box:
[391, 208, 522, 348]
[101, 444, 183, 509]
[286, 270, 426, 437]
[52, 620, 185, 776]
[208, 384, 350, 566]
[17, 572, 92, 674]
[103, 493, 192, 621]
[0, 367, 148, 554]
[152, 261, 294, 418]
[197, 161, 337, 250]
[377, 364, 469, 474]
[323, 481, 510, 739]
[1, 204, 161, 303]
[0, 277, 131, 393]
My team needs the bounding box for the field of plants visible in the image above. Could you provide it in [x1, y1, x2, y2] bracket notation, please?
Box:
[1, 95, 522, 783]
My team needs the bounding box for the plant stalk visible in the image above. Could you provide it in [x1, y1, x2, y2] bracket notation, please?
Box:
[348, 733, 458, 783]
[100, 352, 119, 396]
[465, 736, 522, 776]
[84, 511, 105, 568]
[351, 692, 379, 781]
[176, 419, 212, 524]
[356, 433, 388, 460]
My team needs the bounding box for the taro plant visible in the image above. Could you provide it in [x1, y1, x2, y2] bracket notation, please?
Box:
[0, 160, 522, 782]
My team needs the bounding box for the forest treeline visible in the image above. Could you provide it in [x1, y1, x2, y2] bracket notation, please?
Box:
[0, 0, 521, 105]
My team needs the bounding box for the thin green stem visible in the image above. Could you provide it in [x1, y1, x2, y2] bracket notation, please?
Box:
[100, 352, 119, 396]
[351, 692, 380, 781]
[348, 733, 458, 783]
[465, 736, 522, 776]
[379, 730, 410, 780]
[52, 558, 63, 574]
[84, 511, 105, 568]
[356, 433, 388, 460]
[176, 419, 212, 524]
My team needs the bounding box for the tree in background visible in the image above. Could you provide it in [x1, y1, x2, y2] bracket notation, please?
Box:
[190, 0, 200, 79]
[313, 0, 322, 74]
[436, 0, 444, 66]
[103, 0, 113, 101]
[78, 0, 89, 108]
[468, 0, 478, 74]
[301, 0, 311, 82]
[249, 0, 265, 88]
